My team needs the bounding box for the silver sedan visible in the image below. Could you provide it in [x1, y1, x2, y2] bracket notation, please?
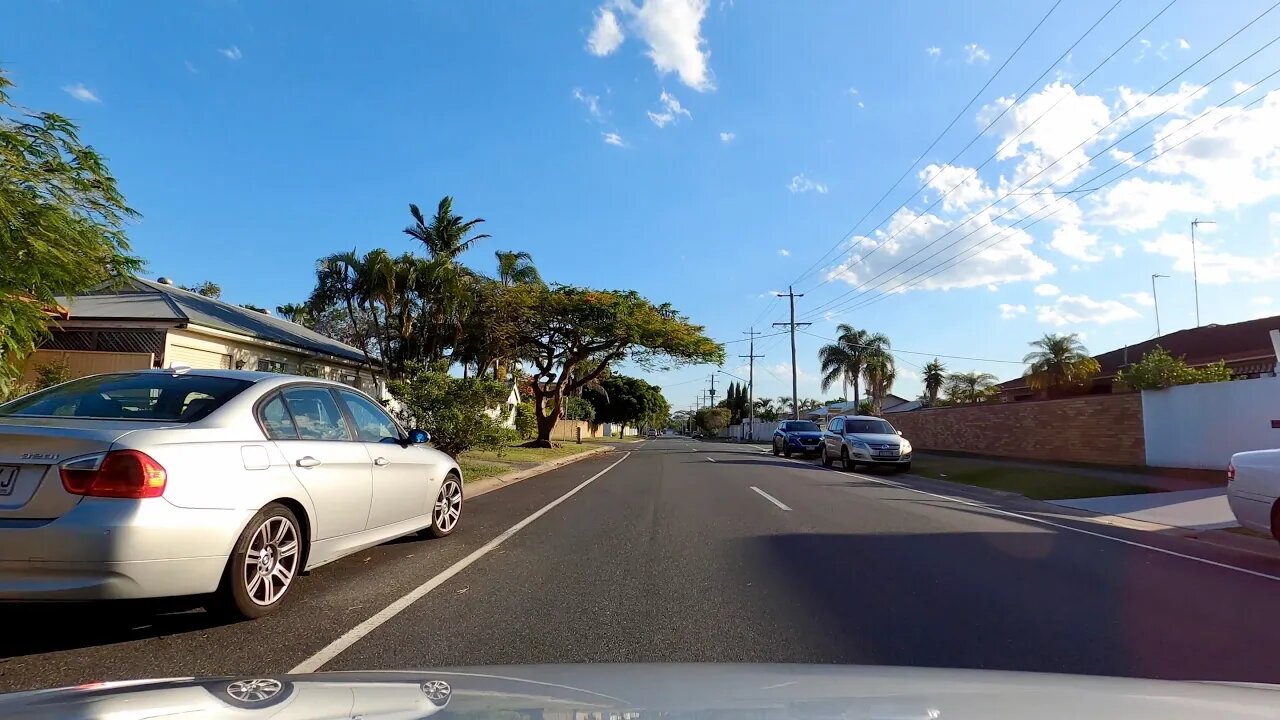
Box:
[0, 369, 463, 618]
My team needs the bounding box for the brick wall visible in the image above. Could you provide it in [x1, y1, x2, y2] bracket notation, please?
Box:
[889, 393, 1145, 466]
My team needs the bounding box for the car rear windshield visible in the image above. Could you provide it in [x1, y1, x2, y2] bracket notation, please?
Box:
[846, 419, 896, 434]
[0, 373, 254, 422]
[783, 421, 821, 432]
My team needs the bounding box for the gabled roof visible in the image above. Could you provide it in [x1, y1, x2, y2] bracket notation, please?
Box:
[999, 313, 1280, 390]
[57, 278, 373, 365]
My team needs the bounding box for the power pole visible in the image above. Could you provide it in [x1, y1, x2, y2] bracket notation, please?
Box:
[773, 286, 811, 420]
[1151, 273, 1168, 337]
[1191, 219, 1215, 327]
[708, 374, 717, 409]
[740, 328, 764, 442]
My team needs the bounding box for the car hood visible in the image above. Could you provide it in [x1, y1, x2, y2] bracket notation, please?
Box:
[4, 665, 1278, 720]
[847, 432, 902, 444]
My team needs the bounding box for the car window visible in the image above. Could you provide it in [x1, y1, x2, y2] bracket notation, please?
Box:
[783, 421, 820, 432]
[0, 373, 252, 421]
[846, 419, 896, 434]
[337, 390, 400, 443]
[829, 418, 843, 433]
[259, 395, 298, 440]
[281, 387, 352, 441]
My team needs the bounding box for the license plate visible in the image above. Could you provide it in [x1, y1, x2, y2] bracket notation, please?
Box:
[0, 465, 17, 496]
[876, 450, 897, 457]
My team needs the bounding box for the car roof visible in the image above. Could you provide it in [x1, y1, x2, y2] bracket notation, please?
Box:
[836, 415, 887, 421]
[111, 368, 349, 387]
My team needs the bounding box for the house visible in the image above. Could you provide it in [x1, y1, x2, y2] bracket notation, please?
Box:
[998, 314, 1280, 401]
[23, 277, 382, 394]
[882, 394, 922, 413]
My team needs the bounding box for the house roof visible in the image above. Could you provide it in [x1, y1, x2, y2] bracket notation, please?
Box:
[58, 278, 373, 365]
[999, 313, 1280, 391]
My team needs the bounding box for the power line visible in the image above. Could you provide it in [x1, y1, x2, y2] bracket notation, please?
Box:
[799, 330, 1024, 365]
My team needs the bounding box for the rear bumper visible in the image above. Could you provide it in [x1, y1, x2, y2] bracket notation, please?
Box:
[0, 498, 253, 600]
[1227, 491, 1272, 536]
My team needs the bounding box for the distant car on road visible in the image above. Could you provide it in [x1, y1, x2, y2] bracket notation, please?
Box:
[1226, 448, 1280, 542]
[772, 420, 824, 458]
[821, 415, 912, 472]
[0, 369, 462, 619]
[646, 429, 658, 438]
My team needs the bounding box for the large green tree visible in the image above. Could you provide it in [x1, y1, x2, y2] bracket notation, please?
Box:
[944, 371, 999, 404]
[585, 375, 667, 433]
[818, 324, 891, 409]
[922, 358, 947, 407]
[1023, 333, 1100, 394]
[0, 70, 143, 395]
[515, 285, 723, 446]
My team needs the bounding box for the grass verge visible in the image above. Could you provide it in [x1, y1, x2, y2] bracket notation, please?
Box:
[458, 441, 607, 482]
[906, 456, 1154, 501]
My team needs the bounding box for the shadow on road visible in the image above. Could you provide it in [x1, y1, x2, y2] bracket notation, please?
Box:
[0, 600, 231, 659]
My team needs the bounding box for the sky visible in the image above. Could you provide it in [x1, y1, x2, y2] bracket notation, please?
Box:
[5, 0, 1280, 412]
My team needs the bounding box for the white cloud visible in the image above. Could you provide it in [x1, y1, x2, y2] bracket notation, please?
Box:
[572, 88, 604, 119]
[184, 60, 198, 74]
[631, 0, 714, 91]
[846, 87, 859, 96]
[587, 8, 625, 56]
[1135, 38, 1152, 63]
[1178, 38, 1190, 50]
[1049, 223, 1103, 262]
[61, 83, 100, 103]
[769, 363, 806, 379]
[1089, 178, 1211, 231]
[925, 46, 941, 58]
[647, 90, 691, 127]
[1254, 296, 1273, 305]
[964, 43, 990, 64]
[602, 132, 626, 146]
[1122, 291, 1155, 307]
[1036, 294, 1141, 326]
[999, 303, 1027, 319]
[788, 174, 828, 194]
[719, 131, 735, 143]
[987, 284, 999, 292]
[1115, 82, 1207, 121]
[218, 45, 242, 60]
[1034, 283, 1060, 296]
[857, 101, 865, 109]
[919, 163, 994, 212]
[1141, 231, 1280, 285]
[981, 82, 1112, 186]
[777, 248, 790, 257]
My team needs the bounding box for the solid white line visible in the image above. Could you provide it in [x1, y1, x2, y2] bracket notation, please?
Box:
[706, 457, 717, 463]
[289, 451, 632, 673]
[763, 453, 1280, 583]
[750, 485, 792, 511]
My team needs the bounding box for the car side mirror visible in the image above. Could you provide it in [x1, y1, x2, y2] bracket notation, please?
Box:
[408, 428, 430, 445]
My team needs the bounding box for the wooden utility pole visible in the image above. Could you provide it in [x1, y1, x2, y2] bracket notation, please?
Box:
[773, 286, 811, 420]
[740, 328, 764, 441]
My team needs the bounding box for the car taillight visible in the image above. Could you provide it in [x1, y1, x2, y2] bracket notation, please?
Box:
[1227, 462, 1235, 482]
[60, 450, 167, 498]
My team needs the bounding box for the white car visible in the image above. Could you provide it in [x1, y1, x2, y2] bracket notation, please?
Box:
[1226, 448, 1280, 541]
[0, 369, 463, 618]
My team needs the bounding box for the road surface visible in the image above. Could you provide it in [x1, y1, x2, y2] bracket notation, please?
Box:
[4, 437, 1280, 691]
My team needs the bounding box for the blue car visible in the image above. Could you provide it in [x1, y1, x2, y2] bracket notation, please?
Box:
[772, 420, 824, 458]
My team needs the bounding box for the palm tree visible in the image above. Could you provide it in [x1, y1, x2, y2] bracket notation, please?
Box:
[276, 302, 312, 327]
[922, 358, 946, 406]
[403, 196, 491, 260]
[494, 250, 542, 287]
[775, 395, 795, 415]
[817, 324, 891, 408]
[862, 353, 896, 413]
[1022, 333, 1100, 394]
[309, 250, 380, 382]
[754, 397, 778, 421]
[944, 371, 999, 404]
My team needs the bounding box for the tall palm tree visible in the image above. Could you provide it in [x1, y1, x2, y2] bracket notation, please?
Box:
[1022, 333, 1100, 394]
[275, 302, 312, 327]
[922, 358, 946, 406]
[862, 353, 897, 412]
[944, 371, 999, 404]
[817, 324, 891, 408]
[403, 196, 491, 260]
[775, 395, 795, 414]
[494, 250, 542, 287]
[309, 250, 380, 382]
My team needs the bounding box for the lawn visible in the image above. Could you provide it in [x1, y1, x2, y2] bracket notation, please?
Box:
[906, 456, 1154, 501]
[457, 440, 609, 482]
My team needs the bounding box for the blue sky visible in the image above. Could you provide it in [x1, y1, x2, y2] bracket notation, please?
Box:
[5, 0, 1280, 410]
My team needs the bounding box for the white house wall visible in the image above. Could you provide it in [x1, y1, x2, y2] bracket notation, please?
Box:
[1142, 376, 1280, 470]
[164, 327, 380, 394]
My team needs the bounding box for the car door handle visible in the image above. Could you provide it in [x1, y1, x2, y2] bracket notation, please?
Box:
[373, 457, 389, 466]
[296, 456, 322, 468]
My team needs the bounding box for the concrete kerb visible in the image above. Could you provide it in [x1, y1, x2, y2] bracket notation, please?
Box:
[464, 445, 616, 499]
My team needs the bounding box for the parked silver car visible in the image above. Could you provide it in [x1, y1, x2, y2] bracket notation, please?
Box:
[0, 369, 462, 618]
[820, 415, 912, 472]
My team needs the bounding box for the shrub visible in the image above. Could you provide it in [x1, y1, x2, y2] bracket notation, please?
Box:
[514, 401, 536, 440]
[387, 362, 510, 457]
[1116, 347, 1234, 390]
[564, 395, 595, 422]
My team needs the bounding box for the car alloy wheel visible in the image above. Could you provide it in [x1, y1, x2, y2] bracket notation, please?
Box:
[821, 445, 832, 467]
[243, 515, 300, 606]
[227, 679, 283, 703]
[841, 447, 852, 471]
[427, 474, 463, 538]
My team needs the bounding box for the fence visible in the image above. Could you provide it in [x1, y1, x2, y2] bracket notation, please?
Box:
[718, 421, 783, 441]
[21, 349, 154, 383]
[1142, 375, 1280, 469]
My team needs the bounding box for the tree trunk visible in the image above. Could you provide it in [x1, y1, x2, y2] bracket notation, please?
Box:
[530, 391, 562, 448]
[853, 376, 861, 410]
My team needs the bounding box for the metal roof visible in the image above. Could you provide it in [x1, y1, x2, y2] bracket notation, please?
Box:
[58, 278, 374, 365]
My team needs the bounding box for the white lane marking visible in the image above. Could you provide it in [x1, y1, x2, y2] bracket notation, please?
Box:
[765, 453, 1280, 583]
[290, 451, 633, 673]
[706, 457, 717, 463]
[750, 485, 792, 511]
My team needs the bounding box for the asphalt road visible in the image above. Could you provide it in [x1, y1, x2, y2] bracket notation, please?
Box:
[5, 437, 1280, 691]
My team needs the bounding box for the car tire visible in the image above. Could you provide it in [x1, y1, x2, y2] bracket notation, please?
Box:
[821, 445, 832, 467]
[1270, 501, 1280, 543]
[772, 441, 780, 457]
[213, 503, 303, 620]
[841, 447, 853, 471]
[783, 446, 792, 458]
[424, 472, 463, 539]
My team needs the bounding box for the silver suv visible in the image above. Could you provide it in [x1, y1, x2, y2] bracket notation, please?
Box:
[820, 415, 912, 472]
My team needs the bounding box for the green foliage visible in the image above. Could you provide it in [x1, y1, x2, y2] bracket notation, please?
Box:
[695, 406, 730, 435]
[239, 303, 269, 314]
[1115, 346, 1234, 390]
[856, 398, 877, 415]
[818, 324, 892, 408]
[944, 371, 999, 404]
[585, 375, 665, 429]
[387, 362, 510, 457]
[563, 395, 595, 422]
[1023, 333, 1100, 392]
[754, 397, 779, 421]
[179, 281, 221, 298]
[922, 358, 947, 405]
[514, 401, 537, 440]
[0, 69, 143, 396]
[34, 359, 70, 388]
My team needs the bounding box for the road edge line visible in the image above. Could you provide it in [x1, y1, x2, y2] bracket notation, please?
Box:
[466, 445, 614, 499]
[289, 450, 633, 673]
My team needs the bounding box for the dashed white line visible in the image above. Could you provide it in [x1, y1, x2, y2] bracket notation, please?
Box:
[750, 485, 792, 511]
[706, 457, 717, 463]
[290, 451, 633, 673]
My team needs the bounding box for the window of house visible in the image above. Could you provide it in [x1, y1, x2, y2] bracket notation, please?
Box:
[300, 365, 320, 377]
[256, 359, 290, 374]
